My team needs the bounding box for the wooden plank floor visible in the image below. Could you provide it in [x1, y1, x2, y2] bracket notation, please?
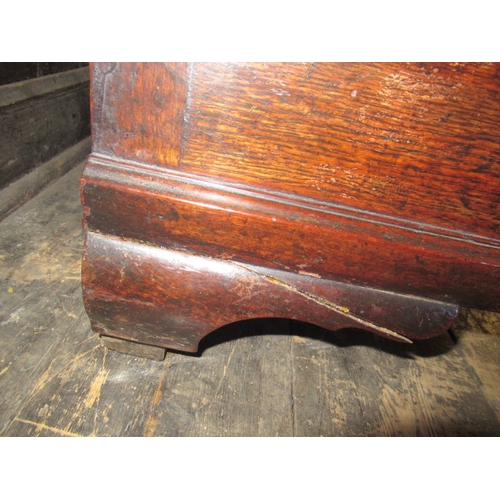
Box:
[1, 162, 500, 437]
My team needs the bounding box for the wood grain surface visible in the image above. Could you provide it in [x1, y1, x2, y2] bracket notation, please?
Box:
[82, 155, 500, 311]
[181, 63, 500, 239]
[83, 63, 500, 318]
[90, 63, 500, 239]
[2, 162, 500, 436]
[90, 62, 188, 167]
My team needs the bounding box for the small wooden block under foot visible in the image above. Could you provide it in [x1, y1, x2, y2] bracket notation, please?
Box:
[100, 335, 166, 361]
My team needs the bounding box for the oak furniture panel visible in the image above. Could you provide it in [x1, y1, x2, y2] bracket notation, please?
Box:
[81, 63, 500, 358]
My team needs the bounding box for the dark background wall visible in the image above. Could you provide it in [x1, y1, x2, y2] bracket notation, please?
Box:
[0, 62, 90, 195]
[0, 63, 89, 86]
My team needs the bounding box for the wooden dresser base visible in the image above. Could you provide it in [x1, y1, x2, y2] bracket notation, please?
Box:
[80, 63, 500, 359]
[82, 231, 459, 358]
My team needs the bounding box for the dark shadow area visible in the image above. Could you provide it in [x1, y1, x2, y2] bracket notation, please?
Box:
[0, 63, 88, 86]
[195, 317, 457, 359]
[182, 317, 292, 358]
[290, 320, 458, 359]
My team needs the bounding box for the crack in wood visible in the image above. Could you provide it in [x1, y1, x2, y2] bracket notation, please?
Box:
[233, 262, 413, 344]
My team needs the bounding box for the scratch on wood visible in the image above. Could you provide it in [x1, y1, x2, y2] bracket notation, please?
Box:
[298, 270, 322, 279]
[214, 343, 236, 398]
[143, 353, 173, 436]
[30, 361, 55, 394]
[143, 415, 159, 437]
[234, 262, 413, 343]
[84, 368, 110, 408]
[151, 361, 170, 406]
[306, 63, 316, 79]
[200, 343, 238, 419]
[14, 418, 83, 437]
[52, 345, 101, 379]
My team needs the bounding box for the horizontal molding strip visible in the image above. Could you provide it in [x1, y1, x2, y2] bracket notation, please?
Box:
[87, 153, 500, 252]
